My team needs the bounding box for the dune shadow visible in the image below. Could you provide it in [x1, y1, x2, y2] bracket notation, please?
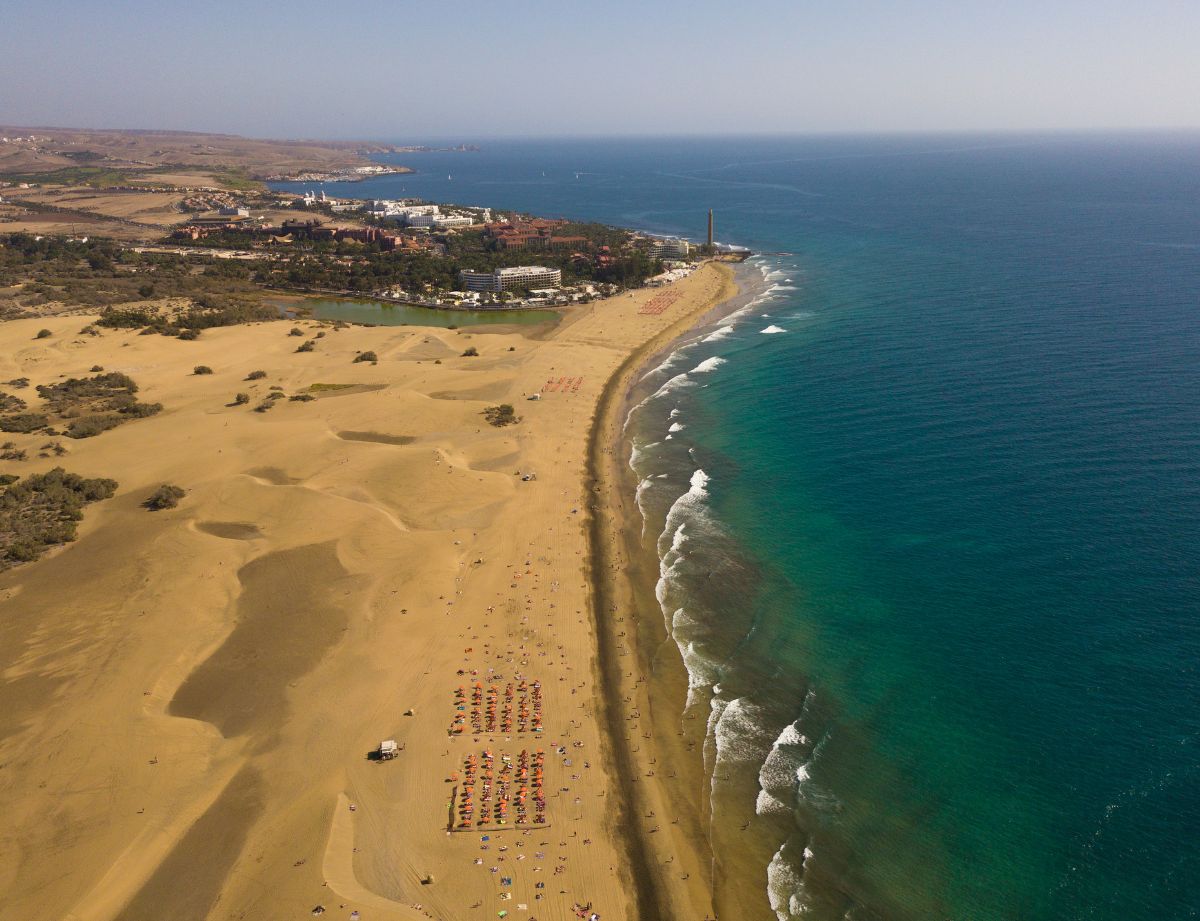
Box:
[196, 521, 262, 541]
[337, 431, 415, 446]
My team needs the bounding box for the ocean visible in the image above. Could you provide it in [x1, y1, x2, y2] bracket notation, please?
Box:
[272, 134, 1200, 920]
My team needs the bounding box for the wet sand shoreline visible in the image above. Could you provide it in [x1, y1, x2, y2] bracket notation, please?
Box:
[587, 262, 746, 920]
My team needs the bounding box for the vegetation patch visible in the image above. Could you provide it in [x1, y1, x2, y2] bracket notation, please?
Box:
[97, 295, 277, 334]
[353, 351, 378, 363]
[0, 467, 118, 570]
[144, 484, 185, 511]
[483, 404, 519, 427]
[210, 168, 264, 192]
[0, 413, 49, 434]
[0, 235, 265, 315]
[33, 372, 162, 439]
[0, 392, 28, 414]
[0, 166, 137, 187]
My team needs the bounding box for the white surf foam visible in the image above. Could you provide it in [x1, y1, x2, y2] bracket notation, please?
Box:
[756, 789, 791, 815]
[668, 421, 685, 433]
[634, 475, 656, 531]
[691, 356, 726, 374]
[654, 472, 723, 707]
[761, 325, 787, 334]
[656, 370, 696, 394]
[628, 440, 661, 477]
[640, 348, 686, 382]
[767, 843, 810, 920]
[756, 719, 813, 816]
[703, 325, 735, 342]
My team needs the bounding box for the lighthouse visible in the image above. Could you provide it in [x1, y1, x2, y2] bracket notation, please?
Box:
[707, 208, 714, 250]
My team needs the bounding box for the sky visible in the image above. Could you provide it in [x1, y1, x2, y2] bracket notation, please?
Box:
[2, 0, 1198, 139]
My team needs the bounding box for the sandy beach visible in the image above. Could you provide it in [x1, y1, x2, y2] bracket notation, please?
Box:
[0, 262, 735, 921]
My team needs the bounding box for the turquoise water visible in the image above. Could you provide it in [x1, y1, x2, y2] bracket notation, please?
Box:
[274, 136, 1200, 920]
[270, 296, 557, 328]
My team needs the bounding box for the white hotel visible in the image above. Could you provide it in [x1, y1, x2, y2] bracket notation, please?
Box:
[647, 237, 691, 259]
[459, 266, 563, 292]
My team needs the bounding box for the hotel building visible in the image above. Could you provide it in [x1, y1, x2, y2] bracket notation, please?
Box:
[459, 266, 563, 292]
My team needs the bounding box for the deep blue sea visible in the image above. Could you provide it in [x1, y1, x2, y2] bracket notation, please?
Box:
[273, 135, 1200, 920]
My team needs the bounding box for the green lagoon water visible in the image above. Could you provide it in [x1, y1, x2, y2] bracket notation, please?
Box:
[272, 296, 558, 329]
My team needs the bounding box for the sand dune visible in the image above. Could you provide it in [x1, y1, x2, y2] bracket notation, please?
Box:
[0, 263, 735, 921]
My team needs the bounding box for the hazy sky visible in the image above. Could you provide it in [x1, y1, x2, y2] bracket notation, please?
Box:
[2, 0, 1198, 139]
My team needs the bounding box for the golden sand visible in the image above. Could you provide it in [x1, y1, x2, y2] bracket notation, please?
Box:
[0, 263, 735, 921]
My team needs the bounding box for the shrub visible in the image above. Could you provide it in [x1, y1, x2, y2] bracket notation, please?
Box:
[98, 306, 162, 329]
[0, 467, 118, 569]
[35, 329, 52, 340]
[0, 474, 17, 486]
[246, 370, 267, 380]
[461, 347, 479, 357]
[483, 404, 518, 427]
[37, 372, 139, 409]
[194, 365, 214, 375]
[254, 401, 275, 413]
[296, 340, 315, 353]
[354, 351, 378, 363]
[315, 331, 326, 339]
[80, 325, 101, 337]
[0, 392, 27, 413]
[289, 393, 315, 402]
[144, 484, 185, 511]
[90, 365, 104, 372]
[0, 447, 27, 461]
[234, 392, 250, 405]
[6, 378, 29, 389]
[120, 401, 162, 419]
[65, 415, 120, 439]
[0, 413, 48, 434]
[289, 327, 305, 337]
[177, 328, 201, 341]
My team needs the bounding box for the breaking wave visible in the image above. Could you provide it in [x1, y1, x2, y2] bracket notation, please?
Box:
[691, 356, 727, 374]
